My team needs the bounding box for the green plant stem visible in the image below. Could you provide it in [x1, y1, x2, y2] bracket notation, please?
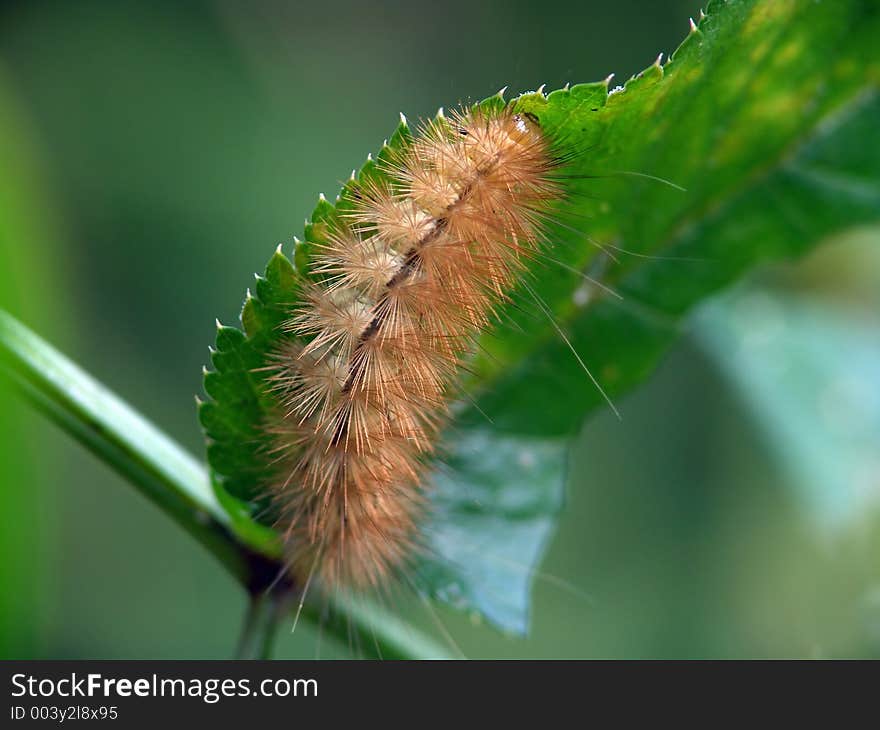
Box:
[258, 597, 285, 660]
[234, 594, 290, 660]
[234, 596, 264, 659]
[0, 309, 450, 660]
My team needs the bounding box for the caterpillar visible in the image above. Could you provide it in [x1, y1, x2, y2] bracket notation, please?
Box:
[265, 102, 567, 595]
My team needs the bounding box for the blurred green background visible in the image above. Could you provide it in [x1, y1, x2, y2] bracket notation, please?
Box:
[2, 0, 878, 658]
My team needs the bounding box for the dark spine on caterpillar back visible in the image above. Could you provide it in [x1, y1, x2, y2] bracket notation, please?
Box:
[266, 106, 562, 590]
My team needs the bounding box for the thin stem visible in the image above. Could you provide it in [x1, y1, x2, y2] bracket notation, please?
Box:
[234, 596, 265, 660]
[0, 311, 262, 583]
[234, 592, 290, 660]
[0, 309, 451, 660]
[258, 592, 292, 660]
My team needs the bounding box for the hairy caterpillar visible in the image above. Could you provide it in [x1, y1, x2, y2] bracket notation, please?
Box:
[265, 103, 567, 593]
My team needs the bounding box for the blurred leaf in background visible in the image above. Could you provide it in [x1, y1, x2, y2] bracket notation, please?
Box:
[0, 68, 62, 657]
[696, 285, 880, 531]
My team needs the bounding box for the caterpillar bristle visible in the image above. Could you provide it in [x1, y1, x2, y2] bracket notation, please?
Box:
[266, 103, 563, 591]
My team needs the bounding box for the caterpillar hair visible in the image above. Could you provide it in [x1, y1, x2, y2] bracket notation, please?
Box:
[265, 103, 567, 593]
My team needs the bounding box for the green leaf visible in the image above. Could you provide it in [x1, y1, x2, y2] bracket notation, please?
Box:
[468, 0, 880, 434]
[417, 432, 567, 634]
[202, 0, 880, 634]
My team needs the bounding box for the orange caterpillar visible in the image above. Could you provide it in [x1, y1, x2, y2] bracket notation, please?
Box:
[267, 105, 562, 591]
